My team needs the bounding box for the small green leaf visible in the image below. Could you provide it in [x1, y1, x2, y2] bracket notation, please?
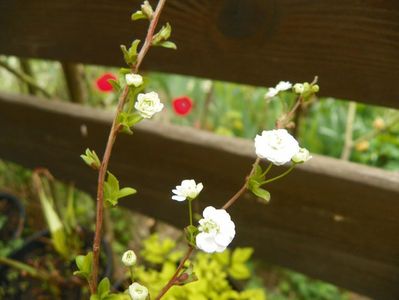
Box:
[108, 79, 121, 92]
[104, 172, 137, 206]
[117, 187, 136, 199]
[158, 41, 177, 50]
[81, 148, 101, 170]
[74, 252, 93, 280]
[251, 186, 271, 202]
[232, 247, 253, 264]
[131, 10, 146, 21]
[228, 262, 251, 280]
[98, 277, 111, 299]
[184, 225, 199, 247]
[152, 22, 172, 45]
[120, 45, 131, 65]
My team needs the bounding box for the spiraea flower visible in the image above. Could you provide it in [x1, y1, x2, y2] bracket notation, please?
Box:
[196, 206, 235, 253]
[292, 147, 312, 163]
[128, 282, 149, 300]
[135, 91, 164, 118]
[265, 81, 292, 99]
[122, 250, 137, 267]
[255, 129, 299, 165]
[172, 179, 203, 202]
[125, 73, 143, 87]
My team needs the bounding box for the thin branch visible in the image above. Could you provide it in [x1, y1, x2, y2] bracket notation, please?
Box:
[90, 0, 167, 292]
[222, 158, 260, 210]
[155, 246, 194, 300]
[0, 58, 52, 98]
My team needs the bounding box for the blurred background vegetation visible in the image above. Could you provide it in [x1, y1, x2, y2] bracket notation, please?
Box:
[1, 55, 398, 299]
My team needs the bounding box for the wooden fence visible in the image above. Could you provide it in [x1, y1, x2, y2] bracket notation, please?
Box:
[1, 0, 399, 299]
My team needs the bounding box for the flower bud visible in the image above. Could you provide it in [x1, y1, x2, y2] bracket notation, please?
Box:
[129, 282, 148, 300]
[292, 147, 312, 163]
[125, 73, 143, 87]
[122, 250, 137, 267]
[293, 83, 304, 94]
[140, 1, 153, 19]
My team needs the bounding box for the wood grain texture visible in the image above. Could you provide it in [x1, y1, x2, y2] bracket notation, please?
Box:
[0, 92, 399, 298]
[1, 0, 399, 108]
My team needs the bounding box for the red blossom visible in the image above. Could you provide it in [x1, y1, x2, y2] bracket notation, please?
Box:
[172, 96, 193, 116]
[96, 73, 117, 92]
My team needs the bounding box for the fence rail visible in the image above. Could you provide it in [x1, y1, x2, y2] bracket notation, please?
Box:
[0, 92, 398, 299]
[0, 0, 399, 108]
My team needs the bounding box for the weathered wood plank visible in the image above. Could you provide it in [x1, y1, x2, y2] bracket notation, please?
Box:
[1, 0, 399, 108]
[0, 92, 398, 298]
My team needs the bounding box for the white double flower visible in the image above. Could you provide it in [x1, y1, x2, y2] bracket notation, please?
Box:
[172, 179, 203, 202]
[135, 91, 164, 119]
[196, 206, 235, 253]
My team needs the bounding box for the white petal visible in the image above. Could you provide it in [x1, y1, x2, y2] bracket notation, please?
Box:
[172, 195, 186, 202]
[196, 233, 217, 253]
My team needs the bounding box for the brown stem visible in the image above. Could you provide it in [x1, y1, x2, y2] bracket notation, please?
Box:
[155, 246, 194, 300]
[222, 158, 260, 210]
[90, 0, 167, 292]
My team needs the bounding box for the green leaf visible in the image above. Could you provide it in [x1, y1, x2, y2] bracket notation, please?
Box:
[158, 41, 177, 50]
[251, 186, 271, 202]
[232, 247, 253, 264]
[104, 172, 137, 206]
[152, 22, 172, 45]
[117, 187, 137, 199]
[131, 10, 146, 21]
[228, 262, 251, 280]
[118, 112, 143, 134]
[81, 148, 101, 170]
[98, 277, 111, 299]
[74, 252, 93, 280]
[184, 225, 199, 247]
[120, 45, 131, 66]
[108, 79, 121, 92]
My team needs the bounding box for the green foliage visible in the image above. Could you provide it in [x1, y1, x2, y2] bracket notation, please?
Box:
[152, 23, 177, 50]
[120, 40, 141, 66]
[248, 165, 271, 203]
[74, 251, 93, 281]
[273, 272, 349, 300]
[184, 225, 199, 247]
[81, 148, 101, 170]
[104, 172, 136, 206]
[118, 112, 143, 134]
[137, 234, 265, 300]
[141, 233, 183, 265]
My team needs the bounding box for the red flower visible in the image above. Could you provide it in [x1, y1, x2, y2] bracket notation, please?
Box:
[96, 73, 117, 92]
[172, 96, 193, 116]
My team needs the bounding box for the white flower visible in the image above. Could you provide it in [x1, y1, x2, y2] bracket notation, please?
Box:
[135, 92, 164, 119]
[172, 179, 203, 202]
[129, 282, 148, 300]
[122, 250, 137, 267]
[265, 81, 292, 99]
[275, 81, 292, 91]
[196, 206, 235, 253]
[125, 73, 143, 87]
[292, 147, 312, 163]
[254, 129, 299, 165]
[265, 87, 278, 98]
